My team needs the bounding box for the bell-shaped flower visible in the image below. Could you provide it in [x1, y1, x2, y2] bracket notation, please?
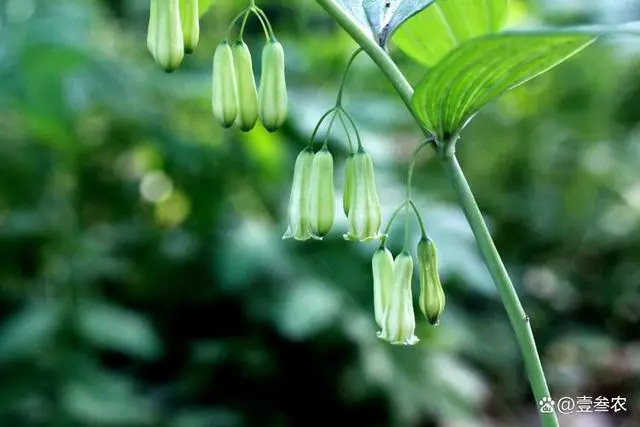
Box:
[151, 0, 184, 72]
[283, 148, 314, 240]
[377, 251, 419, 345]
[417, 237, 445, 325]
[308, 148, 335, 238]
[211, 41, 239, 128]
[258, 40, 288, 132]
[372, 246, 394, 329]
[180, 0, 200, 54]
[343, 149, 382, 241]
[342, 153, 355, 217]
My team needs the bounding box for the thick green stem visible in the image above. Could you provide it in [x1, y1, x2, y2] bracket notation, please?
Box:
[440, 152, 556, 426]
[315, 1, 558, 426]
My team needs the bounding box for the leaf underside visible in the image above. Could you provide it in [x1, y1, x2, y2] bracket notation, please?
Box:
[393, 0, 510, 67]
[338, 0, 374, 38]
[364, 0, 434, 46]
[338, 0, 434, 46]
[411, 32, 597, 140]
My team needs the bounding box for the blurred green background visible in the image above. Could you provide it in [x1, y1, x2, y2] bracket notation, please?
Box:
[1, 0, 639, 426]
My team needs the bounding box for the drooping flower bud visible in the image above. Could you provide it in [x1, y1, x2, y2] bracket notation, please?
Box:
[258, 40, 287, 132]
[417, 237, 445, 325]
[283, 148, 314, 241]
[211, 41, 239, 128]
[180, 0, 200, 53]
[343, 150, 382, 241]
[308, 148, 335, 238]
[378, 251, 419, 345]
[233, 41, 259, 132]
[147, 0, 158, 60]
[153, 0, 184, 72]
[372, 246, 394, 328]
[343, 154, 355, 217]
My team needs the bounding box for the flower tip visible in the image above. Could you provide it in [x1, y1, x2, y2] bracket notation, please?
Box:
[282, 230, 311, 241]
[376, 331, 420, 346]
[404, 335, 420, 346]
[343, 233, 385, 242]
[361, 233, 385, 242]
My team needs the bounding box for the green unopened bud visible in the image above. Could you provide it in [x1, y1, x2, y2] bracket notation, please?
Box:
[147, 0, 158, 59]
[212, 41, 238, 128]
[180, 0, 200, 53]
[258, 40, 287, 132]
[283, 148, 314, 241]
[344, 150, 382, 241]
[372, 246, 394, 329]
[343, 154, 355, 217]
[417, 238, 445, 325]
[233, 41, 259, 132]
[378, 251, 419, 345]
[153, 0, 184, 72]
[307, 148, 335, 238]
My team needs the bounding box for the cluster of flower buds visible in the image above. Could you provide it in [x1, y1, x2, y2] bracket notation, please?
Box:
[145, 1, 287, 133]
[277, 41, 444, 344]
[147, 0, 200, 72]
[212, 38, 287, 132]
[283, 147, 382, 241]
[372, 237, 445, 345]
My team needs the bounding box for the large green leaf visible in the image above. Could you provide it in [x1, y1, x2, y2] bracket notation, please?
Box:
[199, 0, 214, 17]
[393, 0, 510, 67]
[411, 32, 597, 140]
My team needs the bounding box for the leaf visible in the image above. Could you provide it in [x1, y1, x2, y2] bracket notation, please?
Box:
[411, 32, 597, 140]
[76, 301, 162, 360]
[363, 0, 434, 46]
[0, 301, 62, 363]
[62, 373, 156, 425]
[199, 0, 214, 17]
[393, 0, 510, 67]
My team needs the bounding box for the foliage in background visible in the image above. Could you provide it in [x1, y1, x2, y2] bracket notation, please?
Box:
[0, 0, 639, 426]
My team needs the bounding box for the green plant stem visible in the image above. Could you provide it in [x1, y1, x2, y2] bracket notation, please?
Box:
[315, 1, 558, 426]
[380, 200, 408, 246]
[339, 108, 363, 150]
[238, 10, 251, 40]
[252, 6, 275, 41]
[336, 48, 363, 106]
[440, 151, 555, 425]
[408, 200, 427, 238]
[338, 111, 354, 152]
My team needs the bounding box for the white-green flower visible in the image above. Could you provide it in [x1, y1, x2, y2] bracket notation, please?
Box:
[343, 153, 355, 217]
[151, 0, 184, 72]
[377, 251, 419, 346]
[283, 148, 315, 241]
[308, 147, 335, 238]
[372, 246, 394, 328]
[344, 150, 382, 241]
[417, 237, 445, 325]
